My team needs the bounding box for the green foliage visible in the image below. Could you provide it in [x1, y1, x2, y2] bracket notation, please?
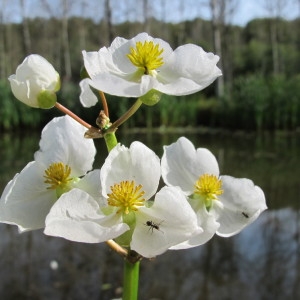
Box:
[218, 74, 300, 130]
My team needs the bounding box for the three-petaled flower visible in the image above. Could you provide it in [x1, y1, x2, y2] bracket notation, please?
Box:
[44, 141, 201, 258]
[0, 116, 97, 232]
[80, 32, 222, 106]
[161, 137, 267, 249]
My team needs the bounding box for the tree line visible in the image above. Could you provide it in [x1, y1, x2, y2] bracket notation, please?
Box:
[0, 15, 299, 131]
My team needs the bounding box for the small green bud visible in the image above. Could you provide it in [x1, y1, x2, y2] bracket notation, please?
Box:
[37, 90, 57, 109]
[139, 89, 162, 106]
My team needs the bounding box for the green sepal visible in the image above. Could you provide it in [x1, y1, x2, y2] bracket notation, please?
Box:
[114, 211, 136, 247]
[139, 89, 162, 106]
[37, 90, 57, 109]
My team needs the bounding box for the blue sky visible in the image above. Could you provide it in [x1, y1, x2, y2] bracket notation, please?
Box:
[2, 0, 299, 26]
[156, 0, 299, 25]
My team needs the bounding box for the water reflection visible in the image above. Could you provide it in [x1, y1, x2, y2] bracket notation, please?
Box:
[0, 130, 299, 299]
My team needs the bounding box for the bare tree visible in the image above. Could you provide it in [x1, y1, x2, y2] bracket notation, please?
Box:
[142, 0, 151, 33]
[209, 0, 225, 98]
[0, 0, 6, 78]
[263, 0, 289, 74]
[41, 0, 72, 79]
[208, 0, 239, 97]
[104, 0, 114, 44]
[19, 0, 32, 54]
[61, 0, 72, 80]
[77, 0, 90, 50]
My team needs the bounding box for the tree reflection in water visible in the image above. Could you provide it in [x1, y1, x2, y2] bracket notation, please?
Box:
[0, 131, 299, 299]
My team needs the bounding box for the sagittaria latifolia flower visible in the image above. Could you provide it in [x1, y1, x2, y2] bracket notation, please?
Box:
[161, 137, 267, 249]
[44, 141, 201, 258]
[8, 54, 60, 109]
[0, 116, 97, 232]
[80, 32, 222, 106]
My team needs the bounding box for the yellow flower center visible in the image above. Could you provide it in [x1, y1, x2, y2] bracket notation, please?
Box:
[194, 174, 223, 209]
[107, 180, 145, 214]
[127, 41, 164, 75]
[44, 162, 73, 190]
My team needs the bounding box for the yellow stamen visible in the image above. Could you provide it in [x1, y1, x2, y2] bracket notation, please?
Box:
[127, 41, 164, 75]
[194, 174, 223, 209]
[44, 162, 73, 190]
[107, 180, 145, 214]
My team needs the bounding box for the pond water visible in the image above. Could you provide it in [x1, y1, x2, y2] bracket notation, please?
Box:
[0, 129, 299, 300]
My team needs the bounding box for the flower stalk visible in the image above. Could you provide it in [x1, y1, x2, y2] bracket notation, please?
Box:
[99, 91, 109, 117]
[55, 102, 94, 129]
[123, 259, 140, 300]
[104, 98, 143, 134]
[105, 240, 128, 258]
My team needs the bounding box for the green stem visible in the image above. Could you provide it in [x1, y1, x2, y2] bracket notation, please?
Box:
[106, 98, 143, 134]
[122, 260, 140, 300]
[104, 132, 118, 152]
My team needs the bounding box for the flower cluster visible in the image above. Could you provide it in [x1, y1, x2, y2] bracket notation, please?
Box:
[0, 33, 267, 259]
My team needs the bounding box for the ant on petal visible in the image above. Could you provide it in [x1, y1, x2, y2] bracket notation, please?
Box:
[144, 220, 164, 233]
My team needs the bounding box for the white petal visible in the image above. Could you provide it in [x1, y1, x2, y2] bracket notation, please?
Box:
[79, 79, 98, 107]
[154, 76, 206, 96]
[8, 76, 39, 107]
[130, 186, 201, 258]
[34, 116, 96, 176]
[0, 161, 56, 232]
[74, 169, 104, 204]
[88, 72, 147, 97]
[216, 175, 267, 237]
[161, 44, 222, 86]
[170, 201, 219, 249]
[16, 54, 58, 85]
[44, 189, 129, 243]
[101, 142, 160, 200]
[82, 48, 111, 78]
[161, 137, 219, 195]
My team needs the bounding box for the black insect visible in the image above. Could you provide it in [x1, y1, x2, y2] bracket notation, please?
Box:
[145, 220, 164, 233]
[242, 212, 249, 218]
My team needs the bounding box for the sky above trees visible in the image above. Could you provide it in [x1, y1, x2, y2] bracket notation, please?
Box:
[1, 0, 299, 26]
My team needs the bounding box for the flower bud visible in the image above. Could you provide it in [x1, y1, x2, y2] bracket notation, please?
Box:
[8, 54, 60, 108]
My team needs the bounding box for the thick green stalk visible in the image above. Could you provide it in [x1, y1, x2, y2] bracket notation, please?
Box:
[104, 132, 118, 152]
[122, 260, 140, 300]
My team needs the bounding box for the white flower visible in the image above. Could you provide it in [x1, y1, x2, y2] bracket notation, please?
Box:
[8, 54, 60, 108]
[0, 116, 96, 232]
[45, 141, 201, 258]
[80, 32, 221, 104]
[161, 137, 267, 249]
